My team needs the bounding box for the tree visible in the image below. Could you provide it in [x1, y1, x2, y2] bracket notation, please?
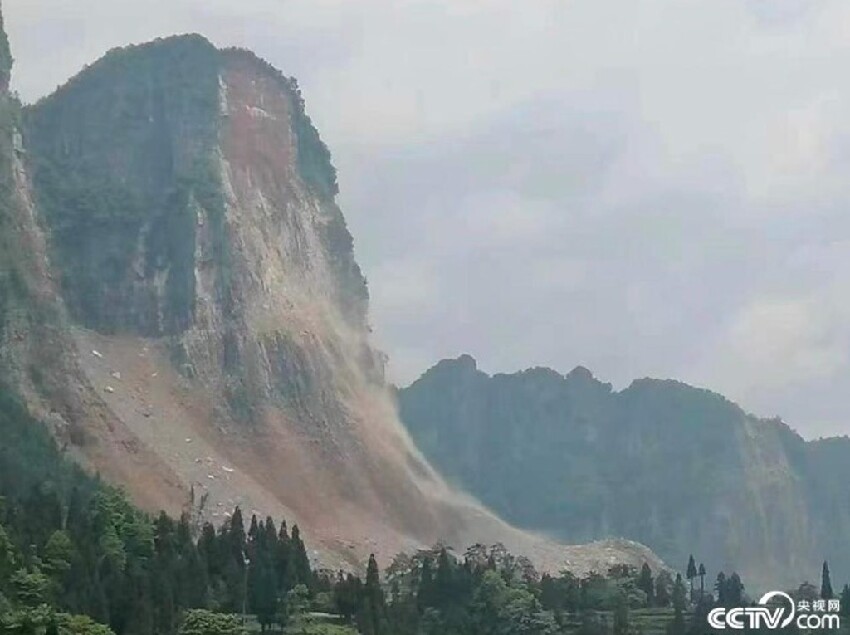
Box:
[246, 517, 279, 632]
[11, 569, 51, 607]
[666, 606, 687, 635]
[725, 573, 744, 606]
[42, 531, 74, 578]
[221, 509, 247, 616]
[247, 515, 259, 555]
[655, 570, 673, 608]
[840, 584, 850, 618]
[435, 548, 453, 608]
[667, 578, 688, 635]
[714, 572, 727, 607]
[333, 574, 362, 622]
[637, 563, 654, 606]
[0, 524, 19, 588]
[685, 555, 696, 603]
[697, 563, 706, 600]
[2, 609, 116, 635]
[279, 584, 310, 627]
[175, 514, 209, 610]
[178, 609, 246, 635]
[274, 522, 295, 594]
[821, 561, 834, 600]
[540, 574, 563, 614]
[613, 593, 630, 635]
[672, 573, 687, 613]
[418, 557, 435, 611]
[289, 525, 312, 589]
[357, 555, 387, 635]
[471, 569, 557, 635]
[56, 613, 116, 635]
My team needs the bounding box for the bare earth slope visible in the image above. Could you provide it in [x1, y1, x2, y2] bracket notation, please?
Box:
[3, 33, 665, 574]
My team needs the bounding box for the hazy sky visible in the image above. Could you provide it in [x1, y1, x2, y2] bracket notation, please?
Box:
[6, 0, 850, 439]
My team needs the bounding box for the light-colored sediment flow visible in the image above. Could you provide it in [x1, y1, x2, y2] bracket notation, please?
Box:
[71, 328, 664, 576]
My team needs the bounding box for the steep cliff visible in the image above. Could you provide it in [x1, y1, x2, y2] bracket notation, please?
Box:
[0, 14, 186, 515]
[1, 29, 664, 574]
[399, 356, 848, 589]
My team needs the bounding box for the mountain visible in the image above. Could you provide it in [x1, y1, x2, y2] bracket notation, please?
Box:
[398, 355, 850, 589]
[0, 16, 663, 574]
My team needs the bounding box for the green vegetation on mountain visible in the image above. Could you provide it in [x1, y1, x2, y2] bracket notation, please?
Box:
[0, 25, 21, 342]
[5, 379, 847, 635]
[0, 20, 59, 389]
[24, 36, 223, 335]
[0, 384, 322, 635]
[21, 34, 351, 341]
[398, 356, 850, 589]
[0, 7, 10, 92]
[1, 382, 719, 635]
[0, 100, 18, 343]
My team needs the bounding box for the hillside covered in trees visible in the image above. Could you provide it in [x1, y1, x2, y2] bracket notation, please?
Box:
[10, 371, 848, 635]
[398, 355, 850, 590]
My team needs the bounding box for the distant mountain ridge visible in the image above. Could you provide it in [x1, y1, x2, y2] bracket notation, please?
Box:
[398, 354, 850, 589]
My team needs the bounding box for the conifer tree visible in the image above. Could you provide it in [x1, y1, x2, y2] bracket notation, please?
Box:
[637, 563, 654, 606]
[274, 521, 293, 593]
[198, 523, 221, 578]
[333, 573, 362, 622]
[667, 605, 687, 635]
[222, 509, 247, 616]
[613, 593, 630, 635]
[839, 584, 850, 617]
[715, 572, 727, 606]
[152, 512, 178, 634]
[176, 514, 208, 609]
[289, 525, 311, 589]
[263, 518, 277, 550]
[672, 573, 687, 613]
[418, 557, 435, 611]
[821, 561, 834, 600]
[357, 554, 386, 635]
[655, 570, 672, 608]
[249, 529, 277, 632]
[686, 555, 696, 603]
[228, 509, 246, 562]
[726, 573, 744, 606]
[435, 549, 454, 608]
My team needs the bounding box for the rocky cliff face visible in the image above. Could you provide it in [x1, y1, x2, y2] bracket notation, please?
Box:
[399, 356, 849, 589]
[0, 27, 665, 574]
[20, 37, 426, 549]
[0, 15, 187, 515]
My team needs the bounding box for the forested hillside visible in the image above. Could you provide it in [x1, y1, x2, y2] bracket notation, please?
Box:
[0, 385, 716, 635]
[399, 355, 850, 589]
[0, 382, 322, 634]
[4, 390, 847, 635]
